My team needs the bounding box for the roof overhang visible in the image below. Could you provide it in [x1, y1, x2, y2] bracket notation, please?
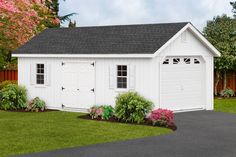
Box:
[12, 53, 154, 58]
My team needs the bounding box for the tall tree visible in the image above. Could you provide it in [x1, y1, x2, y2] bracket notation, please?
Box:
[46, 0, 76, 24]
[203, 15, 236, 95]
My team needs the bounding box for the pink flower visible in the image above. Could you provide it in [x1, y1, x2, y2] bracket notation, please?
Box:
[149, 108, 174, 126]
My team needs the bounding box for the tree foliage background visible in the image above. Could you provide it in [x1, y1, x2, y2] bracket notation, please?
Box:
[203, 2, 236, 95]
[0, 0, 75, 70]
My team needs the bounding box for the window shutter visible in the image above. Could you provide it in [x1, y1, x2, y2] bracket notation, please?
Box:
[109, 65, 115, 89]
[45, 63, 51, 86]
[30, 63, 36, 85]
[129, 65, 136, 90]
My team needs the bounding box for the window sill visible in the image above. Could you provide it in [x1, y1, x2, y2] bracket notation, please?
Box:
[34, 84, 47, 88]
[115, 88, 129, 93]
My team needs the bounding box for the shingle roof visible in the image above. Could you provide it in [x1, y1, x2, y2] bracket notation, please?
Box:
[13, 22, 188, 55]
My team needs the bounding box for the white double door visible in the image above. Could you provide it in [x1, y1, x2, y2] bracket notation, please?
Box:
[61, 61, 95, 109]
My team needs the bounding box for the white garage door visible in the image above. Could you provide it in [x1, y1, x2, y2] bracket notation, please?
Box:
[61, 61, 95, 109]
[160, 57, 205, 111]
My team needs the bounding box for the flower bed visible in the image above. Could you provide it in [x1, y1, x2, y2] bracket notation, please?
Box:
[80, 92, 177, 131]
[79, 114, 177, 131]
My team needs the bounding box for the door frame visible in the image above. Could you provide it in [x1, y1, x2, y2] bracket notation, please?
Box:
[60, 60, 96, 109]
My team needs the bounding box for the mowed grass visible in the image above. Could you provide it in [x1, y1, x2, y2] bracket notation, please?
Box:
[214, 98, 236, 114]
[0, 111, 171, 157]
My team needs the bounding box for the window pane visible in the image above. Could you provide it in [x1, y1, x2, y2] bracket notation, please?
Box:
[117, 65, 122, 70]
[173, 58, 180, 64]
[117, 71, 122, 76]
[122, 66, 127, 70]
[122, 71, 127, 76]
[163, 59, 169, 64]
[117, 82, 123, 88]
[184, 58, 190, 64]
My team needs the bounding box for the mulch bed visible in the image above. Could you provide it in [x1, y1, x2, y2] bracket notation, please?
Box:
[0, 109, 58, 112]
[79, 114, 177, 131]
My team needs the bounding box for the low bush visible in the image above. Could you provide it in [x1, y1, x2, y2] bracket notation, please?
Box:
[115, 92, 153, 124]
[26, 97, 46, 112]
[89, 105, 114, 120]
[0, 80, 17, 90]
[0, 84, 27, 110]
[149, 108, 175, 129]
[220, 88, 235, 98]
[102, 105, 114, 120]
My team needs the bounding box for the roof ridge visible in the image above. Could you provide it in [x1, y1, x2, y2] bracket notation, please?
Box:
[48, 22, 189, 29]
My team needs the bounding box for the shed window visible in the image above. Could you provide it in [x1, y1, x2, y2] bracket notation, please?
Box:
[194, 59, 200, 64]
[36, 64, 44, 85]
[173, 58, 180, 64]
[117, 65, 127, 89]
[163, 59, 169, 64]
[184, 58, 191, 64]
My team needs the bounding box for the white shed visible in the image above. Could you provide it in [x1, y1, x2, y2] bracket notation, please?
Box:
[12, 22, 220, 112]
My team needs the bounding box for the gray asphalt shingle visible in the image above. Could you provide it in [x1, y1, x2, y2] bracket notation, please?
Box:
[13, 22, 188, 55]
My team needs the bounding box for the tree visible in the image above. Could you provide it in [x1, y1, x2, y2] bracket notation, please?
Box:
[230, 1, 236, 17]
[46, 0, 76, 24]
[0, 0, 60, 69]
[68, 20, 76, 28]
[203, 15, 236, 95]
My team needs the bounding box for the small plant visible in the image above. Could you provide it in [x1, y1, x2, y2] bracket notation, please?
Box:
[89, 105, 114, 120]
[102, 105, 114, 120]
[220, 88, 235, 98]
[26, 97, 46, 112]
[149, 108, 175, 129]
[115, 92, 153, 124]
[89, 106, 103, 119]
[0, 84, 27, 110]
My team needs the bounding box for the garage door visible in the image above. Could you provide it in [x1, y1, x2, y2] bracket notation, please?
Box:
[160, 57, 204, 111]
[61, 61, 95, 109]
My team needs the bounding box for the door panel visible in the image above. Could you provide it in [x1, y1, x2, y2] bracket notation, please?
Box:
[160, 57, 204, 111]
[61, 62, 95, 109]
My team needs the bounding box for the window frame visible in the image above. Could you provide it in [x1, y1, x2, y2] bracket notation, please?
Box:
[36, 63, 45, 85]
[116, 64, 128, 90]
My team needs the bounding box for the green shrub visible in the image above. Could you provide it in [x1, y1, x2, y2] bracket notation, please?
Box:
[102, 105, 114, 120]
[115, 92, 153, 124]
[26, 97, 46, 112]
[220, 88, 235, 98]
[0, 84, 27, 110]
[0, 80, 17, 90]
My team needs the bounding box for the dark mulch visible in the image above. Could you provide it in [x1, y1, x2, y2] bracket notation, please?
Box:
[79, 114, 177, 131]
[0, 109, 58, 112]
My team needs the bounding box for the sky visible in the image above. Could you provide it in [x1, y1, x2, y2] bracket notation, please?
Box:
[59, 0, 234, 31]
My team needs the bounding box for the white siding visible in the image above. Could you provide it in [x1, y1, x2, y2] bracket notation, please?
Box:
[17, 28, 215, 112]
[18, 57, 159, 110]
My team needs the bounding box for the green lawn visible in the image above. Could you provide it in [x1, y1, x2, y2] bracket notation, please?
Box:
[0, 111, 171, 157]
[214, 98, 236, 114]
